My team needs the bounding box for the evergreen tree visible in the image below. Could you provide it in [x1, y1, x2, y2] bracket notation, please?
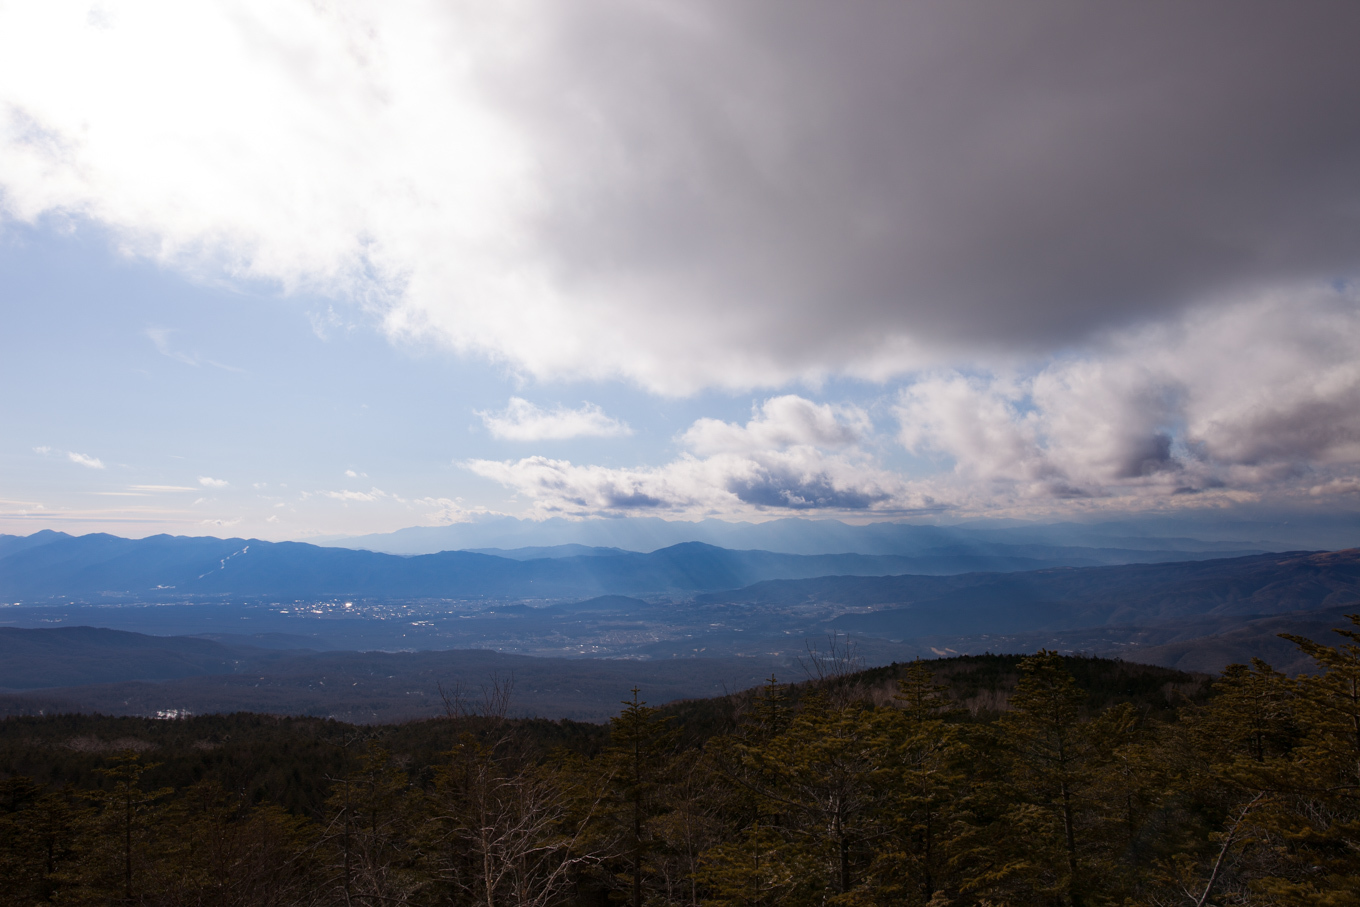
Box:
[0, 778, 85, 905]
[870, 660, 969, 904]
[319, 743, 421, 906]
[995, 651, 1092, 907]
[160, 782, 321, 907]
[705, 692, 894, 905]
[1248, 617, 1360, 904]
[64, 752, 175, 905]
[600, 687, 680, 907]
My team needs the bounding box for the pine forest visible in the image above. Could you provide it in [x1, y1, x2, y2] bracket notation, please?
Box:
[2, 618, 1359, 906]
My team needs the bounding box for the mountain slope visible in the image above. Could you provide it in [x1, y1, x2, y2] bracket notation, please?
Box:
[698, 550, 1360, 639]
[0, 626, 249, 689]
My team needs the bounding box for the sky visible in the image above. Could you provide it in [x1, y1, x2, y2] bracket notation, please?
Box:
[3, 0, 1360, 541]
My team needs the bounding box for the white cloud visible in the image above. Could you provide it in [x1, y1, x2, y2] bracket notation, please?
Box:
[469, 448, 932, 518]
[323, 487, 406, 504]
[468, 394, 929, 518]
[35, 446, 110, 471]
[478, 397, 631, 441]
[198, 476, 228, 487]
[145, 327, 243, 372]
[895, 286, 1360, 506]
[130, 484, 195, 492]
[3, 3, 1358, 393]
[414, 497, 502, 525]
[145, 327, 197, 365]
[681, 395, 869, 456]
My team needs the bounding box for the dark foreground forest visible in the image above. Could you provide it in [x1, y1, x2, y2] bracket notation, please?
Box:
[1, 620, 1358, 906]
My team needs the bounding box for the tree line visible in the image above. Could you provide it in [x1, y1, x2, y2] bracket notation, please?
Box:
[2, 617, 1358, 906]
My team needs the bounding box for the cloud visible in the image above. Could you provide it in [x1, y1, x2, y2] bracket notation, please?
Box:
[1310, 478, 1360, 497]
[681, 395, 868, 456]
[35, 446, 108, 470]
[478, 397, 631, 441]
[130, 484, 195, 492]
[413, 497, 502, 525]
[468, 394, 930, 517]
[895, 286, 1360, 505]
[469, 450, 931, 518]
[145, 327, 243, 372]
[145, 327, 197, 365]
[198, 476, 228, 487]
[4, 3, 1360, 392]
[469, 289, 1360, 518]
[67, 452, 104, 469]
[323, 487, 406, 504]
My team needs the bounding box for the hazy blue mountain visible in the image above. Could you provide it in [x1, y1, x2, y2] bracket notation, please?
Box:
[320, 515, 1282, 559]
[0, 529, 84, 559]
[464, 545, 636, 559]
[0, 532, 1100, 601]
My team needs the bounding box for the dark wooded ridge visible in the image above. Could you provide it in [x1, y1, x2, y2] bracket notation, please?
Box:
[1, 623, 1357, 905]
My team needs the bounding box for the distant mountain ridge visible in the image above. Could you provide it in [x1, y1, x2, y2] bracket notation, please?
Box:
[0, 530, 1138, 601]
[322, 515, 1288, 557]
[464, 545, 634, 560]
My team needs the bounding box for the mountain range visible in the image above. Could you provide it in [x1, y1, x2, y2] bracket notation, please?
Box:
[1, 540, 1357, 700]
[0, 529, 1268, 602]
[321, 513, 1360, 556]
[0, 524, 1267, 603]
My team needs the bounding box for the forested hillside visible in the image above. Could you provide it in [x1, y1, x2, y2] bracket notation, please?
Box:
[2, 620, 1358, 905]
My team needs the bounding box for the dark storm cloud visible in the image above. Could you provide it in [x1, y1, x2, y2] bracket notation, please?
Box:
[508, 0, 1360, 365]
